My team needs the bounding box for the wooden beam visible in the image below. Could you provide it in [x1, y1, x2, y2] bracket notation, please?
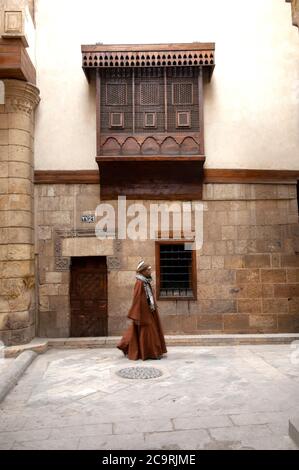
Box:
[0, 38, 36, 84]
[34, 170, 100, 184]
[203, 169, 299, 183]
[81, 43, 215, 53]
[34, 169, 299, 185]
[96, 155, 206, 162]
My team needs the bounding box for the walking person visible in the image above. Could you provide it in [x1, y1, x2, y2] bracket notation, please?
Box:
[117, 260, 167, 360]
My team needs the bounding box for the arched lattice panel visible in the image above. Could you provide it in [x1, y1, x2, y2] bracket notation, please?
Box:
[122, 137, 140, 155]
[180, 137, 200, 155]
[141, 137, 160, 155]
[160, 137, 180, 155]
[101, 137, 121, 155]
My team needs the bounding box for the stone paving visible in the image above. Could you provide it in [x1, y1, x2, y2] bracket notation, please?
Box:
[0, 345, 299, 450]
[0, 358, 14, 375]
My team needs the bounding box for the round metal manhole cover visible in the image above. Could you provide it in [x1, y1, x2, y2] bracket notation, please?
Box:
[116, 366, 163, 380]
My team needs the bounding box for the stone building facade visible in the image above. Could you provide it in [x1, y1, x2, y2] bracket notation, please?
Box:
[34, 182, 299, 338]
[0, 0, 299, 345]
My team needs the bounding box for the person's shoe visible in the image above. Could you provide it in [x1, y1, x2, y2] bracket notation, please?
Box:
[117, 346, 127, 357]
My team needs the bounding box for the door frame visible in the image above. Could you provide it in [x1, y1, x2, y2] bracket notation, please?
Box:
[69, 255, 108, 337]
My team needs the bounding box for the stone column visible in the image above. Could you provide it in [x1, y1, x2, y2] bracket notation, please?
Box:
[0, 79, 40, 345]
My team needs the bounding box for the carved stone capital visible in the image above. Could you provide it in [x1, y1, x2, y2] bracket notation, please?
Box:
[3, 79, 40, 115]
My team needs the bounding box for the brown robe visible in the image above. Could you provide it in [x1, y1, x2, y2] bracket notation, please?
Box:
[117, 279, 167, 360]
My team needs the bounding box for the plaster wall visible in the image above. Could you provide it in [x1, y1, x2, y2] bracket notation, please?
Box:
[33, 0, 299, 171]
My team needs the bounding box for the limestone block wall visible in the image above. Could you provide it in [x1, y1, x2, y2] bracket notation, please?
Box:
[0, 79, 40, 345]
[35, 184, 101, 337]
[193, 183, 299, 334]
[35, 182, 299, 337]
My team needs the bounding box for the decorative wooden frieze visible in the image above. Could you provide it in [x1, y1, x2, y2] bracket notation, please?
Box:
[100, 134, 201, 156]
[82, 44, 215, 69]
[82, 50, 214, 68]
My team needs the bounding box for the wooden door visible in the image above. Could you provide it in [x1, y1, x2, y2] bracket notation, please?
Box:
[70, 256, 107, 337]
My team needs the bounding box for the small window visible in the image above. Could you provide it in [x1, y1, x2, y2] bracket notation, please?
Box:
[144, 112, 157, 128]
[106, 83, 127, 105]
[109, 112, 124, 128]
[176, 111, 191, 128]
[172, 83, 193, 105]
[156, 242, 196, 299]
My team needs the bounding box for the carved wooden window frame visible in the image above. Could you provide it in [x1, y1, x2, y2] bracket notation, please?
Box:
[109, 112, 124, 128]
[155, 240, 197, 301]
[176, 111, 191, 128]
[172, 82, 193, 105]
[106, 82, 127, 106]
[144, 112, 157, 128]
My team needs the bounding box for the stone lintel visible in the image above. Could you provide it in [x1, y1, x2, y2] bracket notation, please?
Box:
[61, 237, 114, 257]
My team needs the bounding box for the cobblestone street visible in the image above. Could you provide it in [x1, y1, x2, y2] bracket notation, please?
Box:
[0, 345, 299, 450]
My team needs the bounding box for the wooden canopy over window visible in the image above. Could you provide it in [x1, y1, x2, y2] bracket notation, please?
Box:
[81, 42, 215, 199]
[81, 42, 215, 81]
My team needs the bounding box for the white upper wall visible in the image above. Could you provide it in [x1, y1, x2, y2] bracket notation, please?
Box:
[34, 0, 299, 170]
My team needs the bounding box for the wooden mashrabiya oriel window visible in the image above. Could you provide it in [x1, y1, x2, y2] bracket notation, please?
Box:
[81, 43, 215, 200]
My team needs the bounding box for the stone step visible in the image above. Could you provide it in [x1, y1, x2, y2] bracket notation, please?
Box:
[4, 333, 299, 357]
[4, 338, 48, 358]
[47, 333, 299, 349]
[0, 350, 37, 403]
[289, 417, 299, 447]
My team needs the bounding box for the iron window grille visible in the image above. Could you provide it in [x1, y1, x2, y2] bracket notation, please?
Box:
[156, 241, 197, 300]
